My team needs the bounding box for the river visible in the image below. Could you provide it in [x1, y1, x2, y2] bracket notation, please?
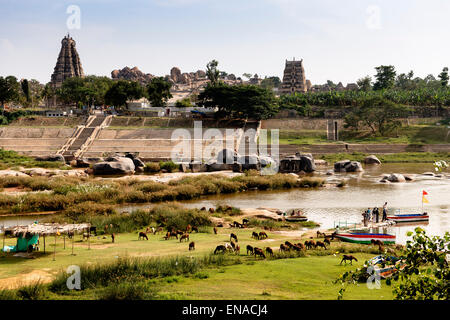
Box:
[1, 163, 449, 244]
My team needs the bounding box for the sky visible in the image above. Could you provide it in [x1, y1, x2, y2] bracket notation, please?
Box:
[0, 0, 449, 85]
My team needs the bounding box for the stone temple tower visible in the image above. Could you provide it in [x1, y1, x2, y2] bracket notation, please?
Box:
[50, 34, 84, 88]
[280, 58, 307, 94]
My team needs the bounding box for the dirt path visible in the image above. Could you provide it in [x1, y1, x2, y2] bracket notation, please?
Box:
[0, 269, 54, 290]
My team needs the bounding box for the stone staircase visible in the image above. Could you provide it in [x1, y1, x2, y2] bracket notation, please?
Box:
[60, 115, 112, 160]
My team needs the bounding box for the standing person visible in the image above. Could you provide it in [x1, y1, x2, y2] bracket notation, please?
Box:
[373, 207, 379, 223]
[367, 208, 372, 225]
[382, 202, 388, 221]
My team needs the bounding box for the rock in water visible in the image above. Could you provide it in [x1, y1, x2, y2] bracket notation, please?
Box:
[364, 155, 381, 165]
[387, 173, 406, 183]
[334, 160, 363, 172]
[93, 157, 135, 175]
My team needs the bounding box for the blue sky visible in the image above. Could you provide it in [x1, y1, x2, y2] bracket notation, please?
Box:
[0, 0, 449, 85]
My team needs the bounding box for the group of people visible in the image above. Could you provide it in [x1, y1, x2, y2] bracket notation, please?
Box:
[363, 202, 388, 226]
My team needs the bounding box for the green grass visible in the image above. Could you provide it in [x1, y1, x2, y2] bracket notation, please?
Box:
[320, 152, 450, 163]
[0, 149, 66, 170]
[269, 125, 450, 145]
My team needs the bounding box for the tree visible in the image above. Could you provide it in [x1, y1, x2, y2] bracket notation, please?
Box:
[206, 60, 220, 85]
[0, 76, 20, 108]
[146, 77, 173, 108]
[197, 82, 279, 120]
[242, 73, 252, 81]
[438, 67, 449, 87]
[390, 228, 449, 300]
[260, 76, 281, 90]
[175, 97, 193, 108]
[335, 228, 449, 300]
[57, 76, 113, 108]
[373, 65, 396, 90]
[396, 70, 415, 90]
[105, 80, 146, 109]
[344, 97, 409, 136]
[357, 76, 372, 91]
[21, 79, 31, 106]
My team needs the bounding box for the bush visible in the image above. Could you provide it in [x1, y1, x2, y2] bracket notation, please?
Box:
[64, 202, 117, 221]
[144, 162, 161, 173]
[16, 281, 49, 300]
[97, 282, 157, 300]
[159, 161, 178, 173]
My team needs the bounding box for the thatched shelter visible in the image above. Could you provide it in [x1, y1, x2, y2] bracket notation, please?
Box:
[2, 223, 91, 258]
[6, 223, 90, 236]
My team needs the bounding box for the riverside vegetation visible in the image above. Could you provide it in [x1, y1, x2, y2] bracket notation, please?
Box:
[0, 170, 325, 215]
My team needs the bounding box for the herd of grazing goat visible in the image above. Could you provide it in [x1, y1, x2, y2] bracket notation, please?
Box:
[134, 218, 345, 260]
[135, 218, 395, 263]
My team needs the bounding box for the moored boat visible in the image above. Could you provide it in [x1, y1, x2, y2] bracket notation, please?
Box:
[285, 216, 308, 222]
[335, 228, 396, 244]
[387, 212, 429, 224]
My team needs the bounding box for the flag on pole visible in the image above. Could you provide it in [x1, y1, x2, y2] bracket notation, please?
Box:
[422, 190, 429, 204]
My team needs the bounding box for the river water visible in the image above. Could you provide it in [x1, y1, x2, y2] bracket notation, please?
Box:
[1, 163, 449, 244]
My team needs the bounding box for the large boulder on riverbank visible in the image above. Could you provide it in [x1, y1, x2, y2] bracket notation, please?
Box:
[334, 160, 364, 172]
[216, 148, 239, 164]
[93, 157, 135, 175]
[364, 155, 381, 165]
[189, 162, 208, 173]
[279, 153, 316, 173]
[35, 154, 65, 163]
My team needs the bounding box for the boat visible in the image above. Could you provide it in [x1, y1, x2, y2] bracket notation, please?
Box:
[285, 216, 308, 222]
[283, 208, 308, 222]
[335, 228, 396, 244]
[387, 212, 429, 224]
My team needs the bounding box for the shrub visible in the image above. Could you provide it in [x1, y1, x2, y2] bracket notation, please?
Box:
[159, 161, 178, 173]
[16, 281, 49, 300]
[144, 162, 161, 173]
[97, 282, 157, 300]
[64, 202, 117, 221]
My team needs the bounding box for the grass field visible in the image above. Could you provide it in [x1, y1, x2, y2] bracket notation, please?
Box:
[269, 125, 450, 145]
[0, 226, 397, 300]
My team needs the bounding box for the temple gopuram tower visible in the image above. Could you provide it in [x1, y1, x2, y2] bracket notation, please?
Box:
[50, 34, 84, 89]
[280, 58, 307, 94]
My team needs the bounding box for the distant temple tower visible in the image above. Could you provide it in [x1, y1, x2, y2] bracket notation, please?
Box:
[50, 34, 84, 89]
[280, 58, 307, 94]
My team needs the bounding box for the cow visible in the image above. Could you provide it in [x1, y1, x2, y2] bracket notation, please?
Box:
[246, 245, 254, 255]
[230, 233, 238, 243]
[209, 208, 215, 213]
[251, 232, 260, 240]
[265, 247, 274, 256]
[324, 238, 331, 246]
[285, 241, 294, 248]
[258, 232, 268, 239]
[179, 233, 190, 242]
[316, 241, 327, 250]
[340, 255, 358, 265]
[189, 241, 195, 251]
[279, 244, 288, 252]
[242, 218, 249, 225]
[138, 232, 148, 240]
[90, 226, 97, 236]
[254, 247, 266, 259]
[214, 245, 227, 254]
